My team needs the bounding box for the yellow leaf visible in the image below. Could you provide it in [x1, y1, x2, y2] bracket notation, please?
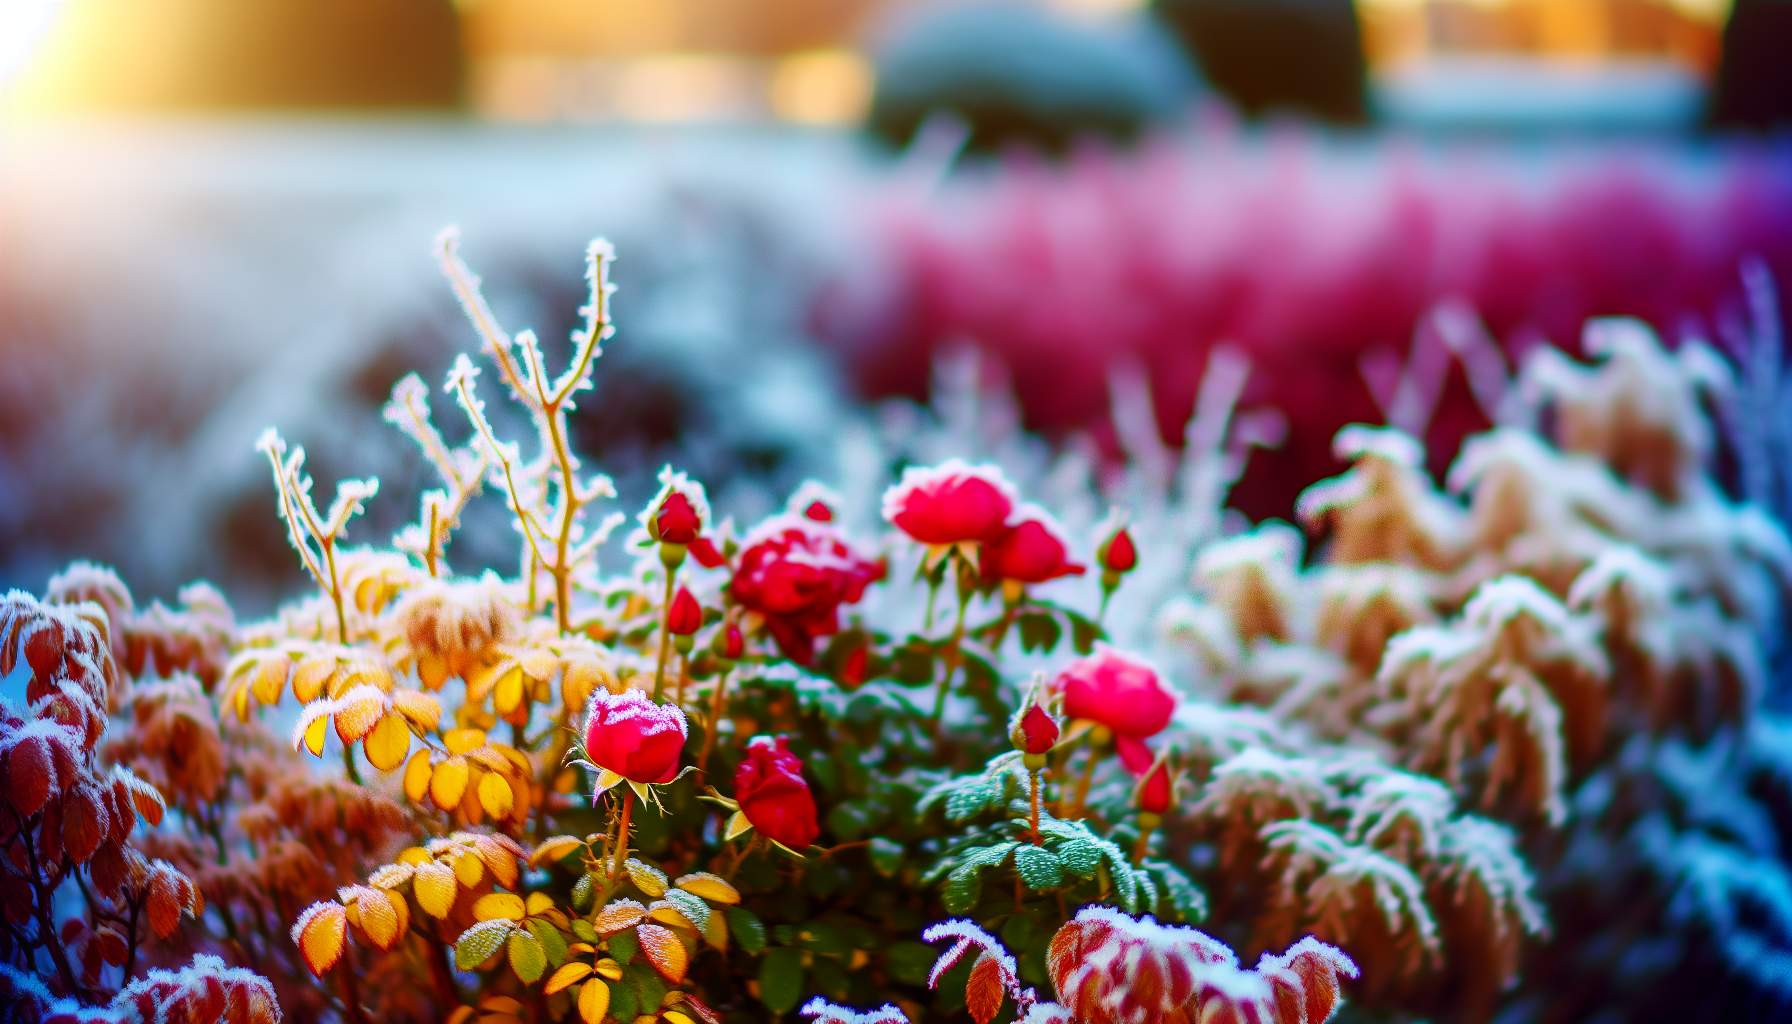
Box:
[473, 834, 524, 890]
[414, 861, 457, 919]
[664, 1012, 696, 1024]
[403, 750, 433, 803]
[674, 873, 741, 906]
[363, 713, 411, 772]
[625, 859, 668, 899]
[291, 658, 335, 703]
[444, 728, 487, 755]
[397, 846, 430, 866]
[545, 961, 593, 996]
[525, 891, 555, 916]
[252, 657, 288, 705]
[453, 850, 485, 888]
[531, 835, 584, 867]
[294, 901, 347, 976]
[635, 922, 688, 984]
[724, 811, 753, 841]
[577, 978, 610, 1024]
[431, 755, 471, 811]
[473, 892, 526, 922]
[354, 887, 402, 951]
[700, 904, 728, 951]
[493, 665, 526, 715]
[593, 957, 624, 981]
[519, 649, 559, 680]
[418, 651, 449, 690]
[300, 711, 331, 758]
[228, 678, 250, 722]
[591, 899, 646, 936]
[390, 689, 443, 732]
[477, 772, 515, 819]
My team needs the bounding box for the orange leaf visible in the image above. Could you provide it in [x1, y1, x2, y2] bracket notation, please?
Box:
[531, 835, 584, 867]
[477, 772, 515, 819]
[332, 686, 387, 743]
[363, 712, 411, 772]
[403, 749, 433, 803]
[354, 887, 403, 951]
[636, 922, 688, 984]
[473, 892, 526, 922]
[966, 952, 1006, 1024]
[577, 978, 611, 1024]
[294, 901, 348, 976]
[592, 899, 646, 936]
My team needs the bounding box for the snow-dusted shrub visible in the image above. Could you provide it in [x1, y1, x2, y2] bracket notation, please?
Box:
[4, 231, 1787, 1023]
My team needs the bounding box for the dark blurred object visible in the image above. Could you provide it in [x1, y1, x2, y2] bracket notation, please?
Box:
[28, 0, 463, 111]
[865, 3, 1195, 154]
[1709, 0, 1792, 130]
[1153, 0, 1366, 123]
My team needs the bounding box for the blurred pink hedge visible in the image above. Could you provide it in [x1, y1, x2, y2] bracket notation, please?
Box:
[824, 125, 1792, 512]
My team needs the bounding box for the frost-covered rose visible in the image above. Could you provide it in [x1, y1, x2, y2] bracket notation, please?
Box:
[734, 736, 819, 850]
[881, 460, 1016, 545]
[981, 513, 1084, 584]
[582, 689, 687, 784]
[731, 517, 883, 664]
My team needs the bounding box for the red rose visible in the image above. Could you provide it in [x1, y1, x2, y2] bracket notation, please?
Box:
[787, 481, 840, 524]
[731, 516, 883, 664]
[1136, 760, 1173, 815]
[1099, 525, 1137, 574]
[666, 586, 702, 636]
[1053, 647, 1176, 742]
[881, 460, 1016, 545]
[717, 622, 745, 660]
[1012, 701, 1060, 755]
[734, 736, 819, 850]
[582, 689, 687, 785]
[981, 514, 1085, 584]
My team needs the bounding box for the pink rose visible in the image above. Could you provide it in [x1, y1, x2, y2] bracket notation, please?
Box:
[734, 736, 819, 850]
[981, 514, 1085, 584]
[1053, 646, 1176, 745]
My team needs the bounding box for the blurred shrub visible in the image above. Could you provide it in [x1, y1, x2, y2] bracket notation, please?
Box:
[1153, 0, 1367, 123]
[865, 3, 1196, 154]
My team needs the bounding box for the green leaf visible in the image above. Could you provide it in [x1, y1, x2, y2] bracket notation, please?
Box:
[571, 919, 601, 945]
[810, 955, 851, 999]
[1147, 861, 1210, 922]
[726, 907, 767, 955]
[628, 963, 667, 1015]
[608, 927, 639, 966]
[608, 976, 639, 1022]
[826, 801, 873, 841]
[1054, 837, 1102, 878]
[661, 889, 710, 931]
[454, 919, 512, 971]
[1066, 610, 1104, 655]
[943, 862, 985, 914]
[506, 929, 547, 984]
[999, 914, 1039, 955]
[869, 837, 905, 877]
[528, 918, 568, 968]
[795, 921, 850, 956]
[1014, 844, 1064, 890]
[571, 873, 596, 913]
[945, 777, 999, 823]
[758, 948, 806, 1014]
[1015, 612, 1062, 654]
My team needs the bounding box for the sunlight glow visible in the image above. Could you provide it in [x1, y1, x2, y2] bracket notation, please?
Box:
[0, 0, 62, 86]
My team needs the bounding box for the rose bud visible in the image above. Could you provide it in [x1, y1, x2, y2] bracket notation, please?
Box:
[981, 511, 1085, 593]
[881, 459, 1016, 547]
[689, 535, 728, 569]
[1052, 646, 1177, 769]
[643, 467, 709, 565]
[840, 644, 869, 689]
[666, 586, 702, 653]
[786, 481, 840, 524]
[582, 689, 688, 785]
[734, 736, 820, 850]
[715, 622, 745, 661]
[1010, 701, 1060, 768]
[1098, 524, 1137, 576]
[1136, 760, 1173, 817]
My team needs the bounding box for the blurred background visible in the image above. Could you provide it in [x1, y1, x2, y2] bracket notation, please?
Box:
[2, 0, 1790, 608]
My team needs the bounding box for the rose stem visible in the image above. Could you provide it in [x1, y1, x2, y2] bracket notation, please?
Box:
[698, 668, 730, 773]
[928, 571, 971, 733]
[1027, 768, 1043, 845]
[650, 572, 676, 702]
[609, 788, 635, 878]
[1067, 739, 1100, 819]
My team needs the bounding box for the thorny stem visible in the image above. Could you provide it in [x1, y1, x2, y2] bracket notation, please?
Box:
[1028, 769, 1044, 845]
[674, 655, 690, 707]
[929, 573, 972, 732]
[650, 573, 676, 703]
[14, 808, 84, 999]
[610, 788, 636, 879]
